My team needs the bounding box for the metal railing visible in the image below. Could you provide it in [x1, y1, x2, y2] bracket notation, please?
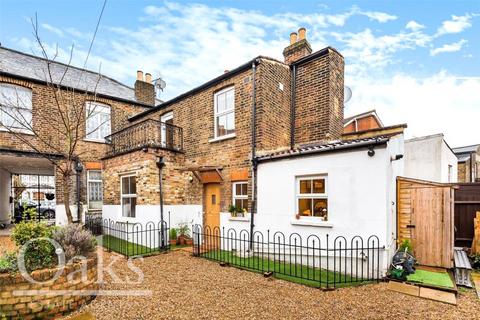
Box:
[105, 119, 183, 157]
[85, 217, 170, 257]
[192, 225, 384, 288]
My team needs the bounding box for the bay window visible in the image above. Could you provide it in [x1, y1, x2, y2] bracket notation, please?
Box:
[296, 176, 328, 220]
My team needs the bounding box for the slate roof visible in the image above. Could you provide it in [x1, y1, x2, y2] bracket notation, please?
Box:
[0, 46, 154, 106]
[256, 136, 391, 162]
[452, 144, 480, 154]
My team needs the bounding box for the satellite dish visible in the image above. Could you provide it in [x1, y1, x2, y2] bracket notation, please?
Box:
[154, 78, 166, 92]
[344, 86, 352, 103]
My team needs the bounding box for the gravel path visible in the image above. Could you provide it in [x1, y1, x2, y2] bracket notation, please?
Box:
[0, 236, 16, 254]
[66, 249, 479, 320]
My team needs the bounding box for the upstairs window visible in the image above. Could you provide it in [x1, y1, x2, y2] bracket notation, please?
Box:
[214, 87, 235, 138]
[121, 175, 136, 218]
[296, 176, 328, 221]
[86, 102, 111, 142]
[0, 83, 33, 132]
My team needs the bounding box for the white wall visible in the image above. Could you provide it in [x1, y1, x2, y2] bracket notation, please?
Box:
[404, 134, 457, 183]
[55, 205, 84, 226]
[0, 168, 11, 224]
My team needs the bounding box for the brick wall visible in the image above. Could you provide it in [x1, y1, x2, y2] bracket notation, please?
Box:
[0, 75, 147, 206]
[293, 48, 344, 146]
[0, 257, 97, 319]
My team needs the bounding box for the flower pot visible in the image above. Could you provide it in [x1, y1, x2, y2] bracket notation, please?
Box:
[177, 235, 187, 245]
[169, 239, 177, 246]
[185, 238, 193, 246]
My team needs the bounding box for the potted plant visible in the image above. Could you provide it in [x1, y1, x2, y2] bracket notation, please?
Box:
[169, 228, 178, 246]
[177, 223, 191, 245]
[228, 205, 246, 217]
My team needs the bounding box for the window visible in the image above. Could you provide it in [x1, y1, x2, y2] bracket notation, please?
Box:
[160, 112, 173, 148]
[232, 181, 248, 211]
[0, 83, 33, 132]
[86, 102, 111, 141]
[87, 170, 103, 210]
[214, 87, 235, 138]
[296, 176, 328, 220]
[448, 165, 453, 183]
[121, 175, 137, 218]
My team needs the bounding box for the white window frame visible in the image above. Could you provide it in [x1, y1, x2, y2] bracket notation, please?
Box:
[85, 102, 111, 142]
[120, 174, 137, 218]
[87, 170, 103, 210]
[232, 181, 248, 212]
[213, 86, 235, 139]
[160, 111, 173, 147]
[296, 175, 328, 220]
[0, 83, 33, 134]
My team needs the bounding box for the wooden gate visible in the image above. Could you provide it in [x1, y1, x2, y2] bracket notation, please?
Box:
[397, 177, 455, 268]
[454, 183, 480, 247]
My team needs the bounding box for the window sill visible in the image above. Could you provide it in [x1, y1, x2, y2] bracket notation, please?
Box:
[228, 216, 250, 222]
[209, 133, 236, 143]
[0, 127, 34, 135]
[83, 138, 108, 144]
[290, 219, 333, 228]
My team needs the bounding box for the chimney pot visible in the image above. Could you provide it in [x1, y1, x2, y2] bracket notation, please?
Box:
[298, 27, 306, 40]
[145, 73, 152, 83]
[289, 32, 298, 45]
[137, 70, 144, 81]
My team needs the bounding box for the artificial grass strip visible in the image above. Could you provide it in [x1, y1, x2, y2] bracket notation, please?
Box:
[407, 269, 454, 288]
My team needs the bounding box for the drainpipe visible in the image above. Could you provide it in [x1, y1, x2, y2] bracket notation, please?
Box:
[470, 152, 474, 182]
[250, 59, 258, 250]
[290, 64, 297, 149]
[156, 156, 165, 247]
[74, 159, 83, 223]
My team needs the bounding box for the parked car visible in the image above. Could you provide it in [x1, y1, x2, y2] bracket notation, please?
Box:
[13, 200, 55, 223]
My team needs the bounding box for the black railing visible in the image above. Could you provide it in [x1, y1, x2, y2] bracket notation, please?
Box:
[105, 119, 183, 157]
[192, 225, 384, 288]
[85, 217, 170, 257]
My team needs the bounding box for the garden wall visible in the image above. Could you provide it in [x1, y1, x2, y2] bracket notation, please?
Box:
[0, 257, 98, 319]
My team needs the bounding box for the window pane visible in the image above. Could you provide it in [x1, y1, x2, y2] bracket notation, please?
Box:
[216, 114, 227, 137]
[216, 92, 226, 113]
[89, 171, 102, 180]
[129, 176, 136, 194]
[122, 197, 130, 217]
[225, 111, 235, 134]
[313, 179, 325, 194]
[313, 199, 328, 220]
[122, 177, 129, 195]
[225, 89, 234, 110]
[298, 199, 312, 216]
[241, 183, 247, 195]
[299, 180, 312, 194]
[235, 183, 242, 196]
[130, 197, 136, 217]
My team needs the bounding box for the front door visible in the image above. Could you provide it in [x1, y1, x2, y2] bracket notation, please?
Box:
[204, 183, 220, 230]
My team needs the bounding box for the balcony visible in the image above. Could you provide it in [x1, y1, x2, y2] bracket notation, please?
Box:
[105, 119, 183, 157]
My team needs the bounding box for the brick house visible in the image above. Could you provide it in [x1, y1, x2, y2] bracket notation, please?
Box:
[0, 46, 156, 225]
[453, 144, 480, 182]
[101, 28, 346, 229]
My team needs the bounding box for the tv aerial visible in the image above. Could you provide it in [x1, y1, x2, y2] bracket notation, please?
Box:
[344, 86, 352, 104]
[154, 77, 166, 92]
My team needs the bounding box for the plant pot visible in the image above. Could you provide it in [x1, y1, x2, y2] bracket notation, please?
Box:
[177, 235, 187, 245]
[169, 239, 177, 246]
[185, 238, 193, 246]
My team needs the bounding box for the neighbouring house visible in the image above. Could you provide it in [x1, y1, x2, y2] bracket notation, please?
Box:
[404, 134, 458, 183]
[452, 144, 480, 182]
[0, 46, 155, 225]
[343, 109, 383, 133]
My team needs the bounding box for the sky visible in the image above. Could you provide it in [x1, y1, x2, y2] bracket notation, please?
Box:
[0, 0, 479, 146]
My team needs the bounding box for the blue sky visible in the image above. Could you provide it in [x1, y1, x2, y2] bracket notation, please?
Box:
[1, 0, 479, 146]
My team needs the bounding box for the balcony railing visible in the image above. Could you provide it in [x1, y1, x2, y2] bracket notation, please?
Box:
[105, 119, 183, 157]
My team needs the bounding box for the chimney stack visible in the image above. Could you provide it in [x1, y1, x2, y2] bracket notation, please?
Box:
[134, 70, 156, 106]
[283, 27, 312, 64]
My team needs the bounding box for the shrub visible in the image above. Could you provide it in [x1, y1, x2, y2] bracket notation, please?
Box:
[169, 228, 177, 240]
[177, 223, 190, 238]
[0, 252, 18, 273]
[399, 239, 413, 253]
[11, 221, 56, 272]
[471, 253, 480, 269]
[52, 224, 96, 261]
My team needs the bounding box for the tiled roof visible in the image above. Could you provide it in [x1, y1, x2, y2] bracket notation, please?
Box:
[257, 136, 391, 162]
[0, 47, 155, 106]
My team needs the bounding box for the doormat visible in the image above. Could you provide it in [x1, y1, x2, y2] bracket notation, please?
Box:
[407, 269, 454, 289]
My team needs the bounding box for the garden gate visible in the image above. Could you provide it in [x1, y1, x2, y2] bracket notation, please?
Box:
[454, 183, 480, 247]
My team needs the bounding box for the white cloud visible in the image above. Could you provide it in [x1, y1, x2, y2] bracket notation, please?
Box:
[430, 39, 467, 56]
[41, 23, 64, 37]
[405, 20, 425, 31]
[347, 72, 480, 146]
[360, 11, 397, 23]
[436, 14, 472, 35]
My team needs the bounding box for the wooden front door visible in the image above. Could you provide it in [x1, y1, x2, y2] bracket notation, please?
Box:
[204, 184, 221, 230]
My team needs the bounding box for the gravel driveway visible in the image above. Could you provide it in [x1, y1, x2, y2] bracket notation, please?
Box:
[66, 249, 479, 320]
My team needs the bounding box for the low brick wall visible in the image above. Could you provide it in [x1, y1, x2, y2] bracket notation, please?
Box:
[0, 256, 98, 319]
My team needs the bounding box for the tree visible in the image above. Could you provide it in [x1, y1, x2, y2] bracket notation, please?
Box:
[0, 12, 107, 224]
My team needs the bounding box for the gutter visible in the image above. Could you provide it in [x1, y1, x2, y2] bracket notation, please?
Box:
[257, 138, 389, 164]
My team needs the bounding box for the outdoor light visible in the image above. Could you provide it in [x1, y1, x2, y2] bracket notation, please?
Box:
[367, 147, 375, 157]
[74, 160, 83, 173]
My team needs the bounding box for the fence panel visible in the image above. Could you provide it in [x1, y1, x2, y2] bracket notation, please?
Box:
[192, 225, 384, 288]
[85, 217, 170, 257]
[455, 183, 480, 247]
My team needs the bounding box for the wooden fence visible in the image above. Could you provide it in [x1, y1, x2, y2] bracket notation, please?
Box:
[397, 177, 455, 268]
[454, 183, 480, 247]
